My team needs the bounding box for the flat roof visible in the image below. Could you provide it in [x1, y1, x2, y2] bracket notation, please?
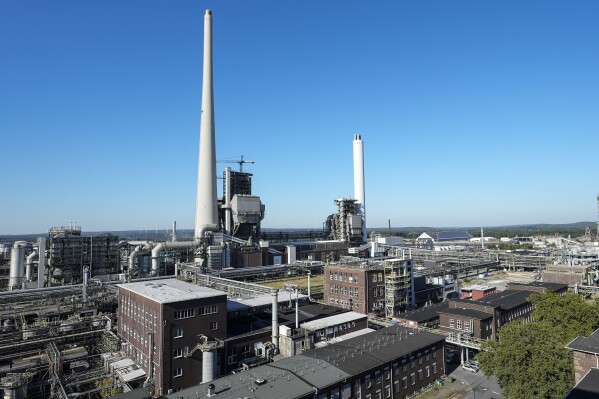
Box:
[462, 285, 495, 291]
[227, 293, 309, 312]
[117, 279, 225, 304]
[397, 301, 449, 323]
[566, 328, 599, 355]
[314, 328, 375, 348]
[453, 290, 533, 310]
[300, 311, 367, 330]
[439, 307, 493, 320]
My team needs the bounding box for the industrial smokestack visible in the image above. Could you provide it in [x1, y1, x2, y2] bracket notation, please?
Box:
[353, 134, 366, 242]
[195, 9, 219, 240]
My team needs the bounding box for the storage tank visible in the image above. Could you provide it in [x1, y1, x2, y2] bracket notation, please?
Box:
[9, 242, 27, 290]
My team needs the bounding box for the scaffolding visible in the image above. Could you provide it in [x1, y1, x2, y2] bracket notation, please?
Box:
[384, 259, 412, 318]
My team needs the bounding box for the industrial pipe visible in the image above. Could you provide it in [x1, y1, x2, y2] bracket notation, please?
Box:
[271, 289, 279, 349]
[25, 249, 38, 281]
[151, 241, 196, 277]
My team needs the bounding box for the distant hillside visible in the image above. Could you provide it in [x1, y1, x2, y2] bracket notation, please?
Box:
[369, 222, 596, 238]
[1, 222, 595, 243]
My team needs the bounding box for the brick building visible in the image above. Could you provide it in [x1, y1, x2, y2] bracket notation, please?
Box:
[459, 284, 496, 300]
[117, 279, 227, 396]
[325, 258, 414, 316]
[566, 328, 599, 383]
[167, 325, 446, 399]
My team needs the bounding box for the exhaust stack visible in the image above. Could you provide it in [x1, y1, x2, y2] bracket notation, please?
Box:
[195, 9, 219, 239]
[353, 134, 366, 242]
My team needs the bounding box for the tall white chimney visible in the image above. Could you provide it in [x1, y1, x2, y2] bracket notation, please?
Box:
[195, 10, 219, 239]
[353, 134, 366, 243]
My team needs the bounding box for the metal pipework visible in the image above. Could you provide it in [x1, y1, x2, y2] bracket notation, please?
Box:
[271, 289, 279, 349]
[195, 9, 219, 239]
[151, 241, 196, 277]
[25, 249, 38, 281]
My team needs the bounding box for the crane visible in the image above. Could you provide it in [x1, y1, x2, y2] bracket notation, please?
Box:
[217, 155, 255, 172]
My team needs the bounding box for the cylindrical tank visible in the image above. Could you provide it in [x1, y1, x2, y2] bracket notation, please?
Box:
[202, 350, 216, 383]
[9, 242, 26, 290]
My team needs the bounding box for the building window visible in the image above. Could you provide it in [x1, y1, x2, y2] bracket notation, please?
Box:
[402, 360, 407, 372]
[210, 322, 218, 330]
[410, 356, 415, 368]
[457, 319, 462, 329]
[432, 362, 437, 375]
[449, 319, 454, 328]
[432, 349, 437, 358]
[410, 373, 415, 385]
[418, 369, 423, 381]
[227, 348, 237, 365]
[174, 308, 195, 320]
[241, 345, 251, 359]
[173, 348, 184, 358]
[174, 328, 183, 338]
[375, 389, 381, 399]
[354, 379, 361, 399]
[384, 366, 390, 380]
[426, 366, 430, 377]
[418, 353, 423, 365]
[402, 376, 407, 389]
[365, 374, 371, 388]
[385, 385, 391, 398]
[393, 380, 399, 394]
[174, 368, 183, 378]
[199, 305, 218, 315]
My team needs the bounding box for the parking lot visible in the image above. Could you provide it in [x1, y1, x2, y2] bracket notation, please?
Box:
[422, 347, 503, 399]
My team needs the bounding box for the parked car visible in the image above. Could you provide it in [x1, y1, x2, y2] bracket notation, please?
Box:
[462, 363, 479, 373]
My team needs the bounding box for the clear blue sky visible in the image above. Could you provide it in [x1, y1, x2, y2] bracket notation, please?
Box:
[1, 1, 598, 235]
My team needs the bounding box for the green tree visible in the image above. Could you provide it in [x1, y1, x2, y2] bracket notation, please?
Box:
[478, 292, 599, 399]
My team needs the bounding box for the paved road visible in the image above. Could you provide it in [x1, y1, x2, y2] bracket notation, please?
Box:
[447, 363, 503, 399]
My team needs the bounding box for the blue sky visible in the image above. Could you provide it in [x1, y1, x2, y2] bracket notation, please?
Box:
[1, 1, 598, 234]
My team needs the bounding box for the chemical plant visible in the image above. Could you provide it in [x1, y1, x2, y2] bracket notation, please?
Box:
[1, 8, 599, 399]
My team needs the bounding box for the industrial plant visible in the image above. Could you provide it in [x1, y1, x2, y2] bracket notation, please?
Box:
[2, 8, 599, 399]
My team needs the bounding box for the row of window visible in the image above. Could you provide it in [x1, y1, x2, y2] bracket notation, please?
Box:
[174, 305, 220, 320]
[173, 322, 218, 339]
[120, 295, 158, 330]
[174, 308, 195, 320]
[330, 284, 360, 298]
[355, 361, 438, 399]
[329, 271, 359, 283]
[448, 318, 473, 332]
[329, 297, 360, 309]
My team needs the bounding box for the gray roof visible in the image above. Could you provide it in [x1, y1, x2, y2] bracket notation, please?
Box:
[302, 325, 445, 377]
[398, 301, 448, 323]
[564, 368, 599, 399]
[439, 307, 493, 320]
[227, 293, 309, 312]
[454, 290, 533, 310]
[566, 328, 599, 354]
[300, 311, 367, 331]
[168, 325, 445, 399]
[117, 279, 225, 304]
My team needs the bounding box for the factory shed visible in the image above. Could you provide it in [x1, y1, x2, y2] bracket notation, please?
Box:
[166, 325, 446, 399]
